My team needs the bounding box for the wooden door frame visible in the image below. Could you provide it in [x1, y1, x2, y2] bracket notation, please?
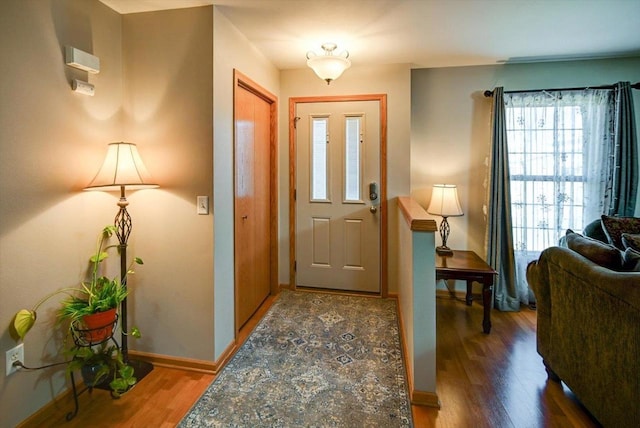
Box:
[289, 94, 388, 297]
[233, 70, 278, 334]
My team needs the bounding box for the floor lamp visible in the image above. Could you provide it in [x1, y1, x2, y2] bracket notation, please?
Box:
[84, 142, 158, 381]
[427, 184, 464, 255]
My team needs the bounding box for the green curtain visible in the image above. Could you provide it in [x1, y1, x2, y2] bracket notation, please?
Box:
[609, 82, 639, 216]
[486, 87, 519, 311]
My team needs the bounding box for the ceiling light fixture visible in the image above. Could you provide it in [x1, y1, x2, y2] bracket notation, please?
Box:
[306, 43, 351, 85]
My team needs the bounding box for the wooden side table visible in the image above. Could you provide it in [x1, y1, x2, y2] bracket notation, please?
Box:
[435, 250, 497, 334]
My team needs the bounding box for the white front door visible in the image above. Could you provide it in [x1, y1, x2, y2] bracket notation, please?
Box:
[295, 100, 381, 292]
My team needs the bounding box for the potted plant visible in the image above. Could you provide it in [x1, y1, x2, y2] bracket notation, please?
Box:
[13, 225, 142, 341]
[57, 225, 140, 344]
[11, 225, 143, 395]
[66, 344, 136, 397]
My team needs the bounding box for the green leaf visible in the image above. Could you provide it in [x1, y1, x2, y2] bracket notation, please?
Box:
[89, 251, 109, 263]
[75, 347, 95, 359]
[13, 309, 36, 339]
[134, 257, 144, 265]
[130, 326, 141, 338]
[110, 378, 127, 394]
[119, 365, 134, 379]
[93, 365, 110, 385]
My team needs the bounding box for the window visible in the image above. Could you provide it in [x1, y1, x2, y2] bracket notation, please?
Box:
[311, 116, 329, 201]
[505, 90, 614, 293]
[506, 91, 613, 250]
[344, 115, 363, 202]
[507, 104, 586, 251]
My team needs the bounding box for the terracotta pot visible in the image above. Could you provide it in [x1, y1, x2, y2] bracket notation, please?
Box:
[80, 308, 117, 343]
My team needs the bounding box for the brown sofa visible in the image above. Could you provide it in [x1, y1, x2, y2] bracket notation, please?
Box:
[527, 245, 640, 427]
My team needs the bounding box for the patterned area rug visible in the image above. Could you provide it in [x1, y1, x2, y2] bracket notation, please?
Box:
[179, 290, 413, 427]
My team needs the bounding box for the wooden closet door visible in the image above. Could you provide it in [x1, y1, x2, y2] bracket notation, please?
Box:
[234, 85, 271, 330]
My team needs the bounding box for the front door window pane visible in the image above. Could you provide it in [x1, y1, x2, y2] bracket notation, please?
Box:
[311, 117, 329, 201]
[345, 116, 362, 202]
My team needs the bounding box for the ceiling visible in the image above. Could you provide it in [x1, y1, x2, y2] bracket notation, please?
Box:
[99, 0, 640, 69]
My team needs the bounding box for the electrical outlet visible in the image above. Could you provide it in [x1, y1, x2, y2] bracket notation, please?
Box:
[6, 344, 24, 376]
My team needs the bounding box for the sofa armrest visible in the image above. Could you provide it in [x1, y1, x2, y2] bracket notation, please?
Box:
[526, 251, 551, 354]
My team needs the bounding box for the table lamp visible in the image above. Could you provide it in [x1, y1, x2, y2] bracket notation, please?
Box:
[427, 184, 463, 255]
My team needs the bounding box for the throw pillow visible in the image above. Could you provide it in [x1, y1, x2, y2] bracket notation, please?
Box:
[621, 233, 640, 252]
[600, 215, 640, 250]
[582, 219, 608, 243]
[622, 247, 640, 272]
[565, 229, 623, 270]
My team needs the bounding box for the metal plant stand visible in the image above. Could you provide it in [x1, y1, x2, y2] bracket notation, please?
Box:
[66, 315, 120, 421]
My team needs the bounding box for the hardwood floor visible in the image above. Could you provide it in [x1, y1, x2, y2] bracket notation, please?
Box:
[415, 295, 600, 428]
[20, 294, 600, 427]
[19, 296, 275, 428]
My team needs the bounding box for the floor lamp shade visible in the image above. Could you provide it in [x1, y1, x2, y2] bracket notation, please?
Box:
[427, 184, 463, 254]
[84, 142, 158, 191]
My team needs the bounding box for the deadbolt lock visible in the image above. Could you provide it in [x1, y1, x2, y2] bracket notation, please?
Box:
[369, 182, 378, 201]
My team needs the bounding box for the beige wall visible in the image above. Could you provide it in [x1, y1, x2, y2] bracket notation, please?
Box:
[280, 64, 412, 293]
[0, 1, 124, 426]
[212, 7, 280, 358]
[411, 57, 640, 291]
[0, 2, 215, 425]
[121, 7, 214, 360]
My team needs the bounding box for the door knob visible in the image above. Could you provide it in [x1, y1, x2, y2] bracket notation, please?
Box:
[370, 206, 377, 213]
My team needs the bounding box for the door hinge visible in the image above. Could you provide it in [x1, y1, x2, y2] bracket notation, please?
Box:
[294, 189, 297, 201]
[294, 116, 301, 129]
[294, 261, 297, 272]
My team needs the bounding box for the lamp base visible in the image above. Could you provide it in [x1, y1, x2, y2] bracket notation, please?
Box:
[436, 246, 454, 256]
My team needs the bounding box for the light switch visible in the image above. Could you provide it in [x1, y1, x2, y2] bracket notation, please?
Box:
[197, 196, 209, 215]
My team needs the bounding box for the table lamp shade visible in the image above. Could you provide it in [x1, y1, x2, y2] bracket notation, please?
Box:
[427, 184, 463, 217]
[84, 142, 158, 191]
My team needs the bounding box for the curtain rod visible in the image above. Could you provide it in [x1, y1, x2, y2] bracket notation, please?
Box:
[483, 82, 640, 97]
